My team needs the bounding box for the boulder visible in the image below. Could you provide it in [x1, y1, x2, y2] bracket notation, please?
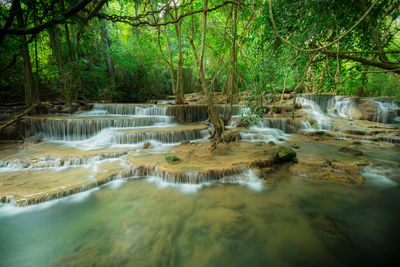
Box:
[268, 141, 276, 146]
[356, 98, 378, 121]
[275, 146, 296, 162]
[25, 136, 42, 143]
[142, 142, 151, 149]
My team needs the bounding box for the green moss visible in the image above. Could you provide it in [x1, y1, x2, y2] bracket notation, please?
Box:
[277, 146, 296, 161]
[165, 154, 181, 163]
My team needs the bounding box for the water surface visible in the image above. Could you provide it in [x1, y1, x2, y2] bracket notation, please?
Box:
[1, 170, 399, 267]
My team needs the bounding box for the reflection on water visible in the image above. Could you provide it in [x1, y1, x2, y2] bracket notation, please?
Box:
[1, 172, 399, 267]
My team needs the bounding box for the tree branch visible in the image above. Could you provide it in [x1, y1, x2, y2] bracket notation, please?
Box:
[268, 0, 378, 52]
[324, 51, 400, 74]
[98, 1, 246, 27]
[0, 0, 92, 40]
[341, 68, 400, 84]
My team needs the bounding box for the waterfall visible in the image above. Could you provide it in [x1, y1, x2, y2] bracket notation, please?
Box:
[216, 105, 243, 117]
[374, 99, 399, 124]
[329, 96, 357, 119]
[86, 104, 169, 116]
[109, 128, 208, 144]
[26, 116, 174, 141]
[250, 118, 296, 134]
[296, 96, 332, 130]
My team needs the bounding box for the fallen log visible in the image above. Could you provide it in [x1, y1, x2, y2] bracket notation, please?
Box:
[0, 103, 39, 132]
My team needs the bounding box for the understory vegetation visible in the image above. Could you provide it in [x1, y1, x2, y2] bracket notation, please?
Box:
[1, 0, 400, 106]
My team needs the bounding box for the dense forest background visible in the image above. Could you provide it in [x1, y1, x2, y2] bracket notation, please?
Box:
[1, 0, 400, 106]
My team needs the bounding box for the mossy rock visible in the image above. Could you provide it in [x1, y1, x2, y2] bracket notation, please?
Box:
[276, 146, 296, 162]
[338, 147, 363, 156]
[165, 154, 182, 163]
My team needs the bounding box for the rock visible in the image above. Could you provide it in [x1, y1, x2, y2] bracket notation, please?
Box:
[268, 141, 276, 146]
[352, 141, 362, 145]
[338, 147, 363, 156]
[25, 136, 42, 143]
[221, 129, 240, 143]
[303, 131, 332, 137]
[297, 159, 327, 167]
[354, 160, 369, 166]
[291, 144, 300, 149]
[312, 215, 347, 237]
[180, 140, 191, 146]
[330, 162, 360, 174]
[289, 163, 365, 184]
[142, 142, 151, 149]
[275, 146, 296, 162]
[356, 98, 378, 121]
[277, 137, 286, 142]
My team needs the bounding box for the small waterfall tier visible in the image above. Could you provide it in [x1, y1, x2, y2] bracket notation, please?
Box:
[373, 98, 400, 124]
[249, 118, 296, 134]
[87, 103, 169, 116]
[105, 124, 209, 144]
[26, 115, 174, 141]
[84, 103, 247, 123]
[239, 118, 292, 142]
[297, 94, 400, 127]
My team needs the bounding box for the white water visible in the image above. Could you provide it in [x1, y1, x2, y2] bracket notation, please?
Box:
[296, 97, 332, 130]
[374, 100, 399, 124]
[298, 95, 399, 126]
[362, 165, 398, 186]
[329, 96, 357, 119]
[146, 169, 264, 194]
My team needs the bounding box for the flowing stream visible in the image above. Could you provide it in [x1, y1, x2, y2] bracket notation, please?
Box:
[1, 165, 399, 266]
[1, 102, 400, 266]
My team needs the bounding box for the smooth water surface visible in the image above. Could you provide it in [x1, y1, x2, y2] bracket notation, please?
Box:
[1, 170, 399, 267]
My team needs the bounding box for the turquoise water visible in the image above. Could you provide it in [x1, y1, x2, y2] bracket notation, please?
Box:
[1, 169, 399, 267]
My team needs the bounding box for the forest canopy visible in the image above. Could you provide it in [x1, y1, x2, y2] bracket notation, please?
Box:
[1, 0, 400, 107]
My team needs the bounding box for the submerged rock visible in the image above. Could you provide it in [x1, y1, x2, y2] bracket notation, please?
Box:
[25, 136, 42, 143]
[338, 147, 364, 156]
[289, 159, 365, 184]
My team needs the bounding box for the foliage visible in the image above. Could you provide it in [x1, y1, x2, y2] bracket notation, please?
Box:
[0, 0, 399, 105]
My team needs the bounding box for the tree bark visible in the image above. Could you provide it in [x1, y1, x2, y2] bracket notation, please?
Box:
[16, 1, 35, 106]
[190, 0, 224, 138]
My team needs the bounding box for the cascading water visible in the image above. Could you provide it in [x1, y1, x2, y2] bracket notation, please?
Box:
[296, 96, 332, 130]
[374, 99, 399, 124]
[328, 96, 357, 119]
[26, 116, 174, 141]
[87, 103, 169, 116]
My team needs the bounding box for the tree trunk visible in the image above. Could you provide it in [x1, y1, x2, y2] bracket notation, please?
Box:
[75, 31, 82, 102]
[61, 0, 74, 111]
[229, 1, 238, 117]
[175, 21, 185, 104]
[16, 0, 35, 106]
[190, 0, 224, 138]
